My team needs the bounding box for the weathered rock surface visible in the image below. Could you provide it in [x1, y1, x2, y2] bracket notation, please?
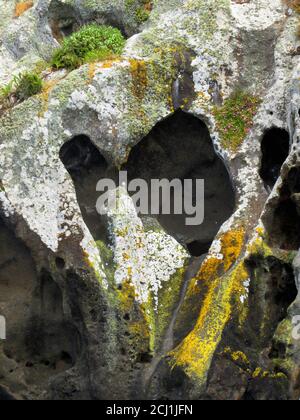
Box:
[0, 0, 299, 400]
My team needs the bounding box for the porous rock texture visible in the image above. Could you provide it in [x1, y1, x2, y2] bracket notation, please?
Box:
[0, 0, 299, 400]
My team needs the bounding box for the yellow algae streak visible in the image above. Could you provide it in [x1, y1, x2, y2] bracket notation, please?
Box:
[170, 227, 247, 385]
[170, 261, 248, 384]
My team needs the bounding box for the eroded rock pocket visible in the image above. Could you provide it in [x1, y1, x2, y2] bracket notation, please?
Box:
[263, 166, 300, 250]
[0, 219, 79, 398]
[48, 0, 80, 40]
[123, 110, 236, 256]
[59, 135, 111, 242]
[47, 0, 138, 41]
[60, 112, 235, 258]
[260, 128, 290, 190]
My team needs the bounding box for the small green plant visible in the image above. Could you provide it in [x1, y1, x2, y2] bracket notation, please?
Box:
[0, 79, 15, 100]
[212, 91, 261, 152]
[13, 72, 43, 100]
[51, 24, 126, 70]
[0, 71, 43, 105]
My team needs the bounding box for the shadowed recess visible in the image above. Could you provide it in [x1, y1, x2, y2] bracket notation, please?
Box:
[0, 219, 78, 397]
[47, 0, 132, 40]
[59, 135, 110, 242]
[48, 0, 80, 40]
[123, 110, 236, 256]
[263, 166, 300, 250]
[260, 128, 290, 190]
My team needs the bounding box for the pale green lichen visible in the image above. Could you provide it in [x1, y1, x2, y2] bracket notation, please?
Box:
[125, 0, 153, 24]
[96, 240, 116, 285]
[146, 264, 188, 353]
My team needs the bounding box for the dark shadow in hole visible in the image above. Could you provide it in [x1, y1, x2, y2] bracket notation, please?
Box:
[263, 166, 300, 250]
[0, 217, 38, 361]
[123, 110, 236, 256]
[243, 255, 297, 350]
[55, 257, 65, 270]
[260, 128, 290, 190]
[48, 0, 80, 41]
[47, 0, 131, 40]
[0, 385, 16, 401]
[186, 240, 212, 257]
[27, 270, 81, 372]
[59, 135, 111, 242]
[0, 220, 78, 391]
[138, 352, 153, 364]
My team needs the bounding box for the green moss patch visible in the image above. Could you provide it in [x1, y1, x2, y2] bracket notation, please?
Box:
[0, 71, 43, 112]
[51, 24, 126, 70]
[212, 91, 261, 153]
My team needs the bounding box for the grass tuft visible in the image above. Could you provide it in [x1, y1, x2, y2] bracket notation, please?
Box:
[0, 72, 43, 111]
[51, 24, 126, 70]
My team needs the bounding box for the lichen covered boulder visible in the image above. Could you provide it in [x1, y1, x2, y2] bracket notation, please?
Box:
[0, 0, 299, 400]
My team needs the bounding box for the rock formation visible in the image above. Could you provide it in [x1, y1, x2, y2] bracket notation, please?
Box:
[0, 0, 299, 400]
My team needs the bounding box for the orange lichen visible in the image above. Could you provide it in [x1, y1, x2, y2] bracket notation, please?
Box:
[129, 59, 148, 100]
[14, 1, 33, 18]
[88, 62, 97, 82]
[37, 79, 59, 116]
[87, 59, 119, 82]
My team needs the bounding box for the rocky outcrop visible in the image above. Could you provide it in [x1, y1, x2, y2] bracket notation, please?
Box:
[0, 0, 299, 400]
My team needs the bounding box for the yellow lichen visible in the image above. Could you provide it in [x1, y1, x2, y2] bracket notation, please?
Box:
[129, 59, 148, 100]
[189, 227, 246, 293]
[252, 367, 287, 380]
[37, 79, 59, 116]
[223, 347, 250, 366]
[170, 259, 249, 385]
[128, 319, 150, 341]
[14, 1, 33, 18]
[88, 62, 97, 82]
[248, 225, 296, 264]
[221, 228, 245, 271]
[117, 280, 137, 313]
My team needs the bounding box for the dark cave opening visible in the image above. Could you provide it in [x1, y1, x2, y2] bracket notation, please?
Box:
[259, 128, 290, 190]
[244, 254, 297, 350]
[27, 270, 82, 373]
[123, 110, 236, 256]
[48, 0, 80, 41]
[264, 166, 300, 250]
[186, 240, 212, 257]
[55, 256, 66, 270]
[0, 218, 38, 361]
[0, 220, 78, 396]
[59, 135, 110, 242]
[47, 0, 131, 41]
